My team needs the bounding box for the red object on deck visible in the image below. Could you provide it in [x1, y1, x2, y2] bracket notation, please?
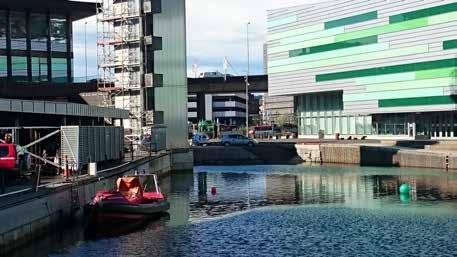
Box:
[211, 187, 217, 196]
[93, 177, 166, 205]
[89, 176, 170, 224]
[0, 144, 17, 170]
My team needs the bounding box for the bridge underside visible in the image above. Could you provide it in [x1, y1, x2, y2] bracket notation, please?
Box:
[188, 75, 268, 94]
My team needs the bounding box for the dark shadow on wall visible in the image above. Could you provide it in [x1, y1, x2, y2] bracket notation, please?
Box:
[395, 140, 438, 149]
[193, 143, 303, 165]
[360, 146, 399, 167]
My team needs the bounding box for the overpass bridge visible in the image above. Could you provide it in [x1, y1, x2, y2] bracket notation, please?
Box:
[188, 75, 268, 94]
[187, 75, 268, 123]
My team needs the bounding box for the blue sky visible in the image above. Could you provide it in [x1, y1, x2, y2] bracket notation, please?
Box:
[72, 0, 318, 79]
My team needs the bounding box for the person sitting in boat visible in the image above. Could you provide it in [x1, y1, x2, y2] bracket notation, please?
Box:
[116, 177, 144, 203]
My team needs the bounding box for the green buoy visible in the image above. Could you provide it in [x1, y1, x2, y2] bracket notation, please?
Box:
[400, 194, 411, 204]
[399, 184, 411, 195]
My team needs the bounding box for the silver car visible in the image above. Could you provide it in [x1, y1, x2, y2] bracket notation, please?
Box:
[221, 134, 258, 147]
[192, 134, 209, 146]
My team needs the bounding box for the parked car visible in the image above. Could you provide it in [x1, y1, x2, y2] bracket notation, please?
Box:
[192, 134, 209, 146]
[0, 144, 31, 174]
[221, 134, 258, 147]
[0, 144, 17, 170]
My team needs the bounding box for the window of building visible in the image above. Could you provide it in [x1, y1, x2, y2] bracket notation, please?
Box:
[10, 12, 27, 50]
[356, 116, 365, 135]
[32, 57, 48, 82]
[145, 87, 154, 111]
[11, 56, 28, 82]
[453, 112, 457, 137]
[51, 58, 67, 83]
[0, 11, 6, 49]
[0, 56, 7, 80]
[31, 13, 48, 51]
[50, 15, 67, 52]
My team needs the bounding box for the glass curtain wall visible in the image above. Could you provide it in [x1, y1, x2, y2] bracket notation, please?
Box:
[50, 15, 69, 82]
[296, 91, 372, 136]
[10, 11, 27, 50]
[32, 57, 48, 82]
[0, 10, 71, 83]
[11, 56, 28, 81]
[51, 58, 67, 83]
[50, 15, 67, 52]
[0, 11, 6, 49]
[373, 112, 457, 139]
[0, 11, 6, 81]
[30, 13, 48, 51]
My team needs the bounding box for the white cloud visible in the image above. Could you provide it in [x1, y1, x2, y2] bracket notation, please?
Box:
[73, 0, 321, 78]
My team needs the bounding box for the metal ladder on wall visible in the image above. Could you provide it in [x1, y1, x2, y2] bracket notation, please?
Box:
[70, 183, 80, 214]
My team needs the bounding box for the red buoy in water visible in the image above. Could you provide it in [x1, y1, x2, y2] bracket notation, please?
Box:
[211, 187, 217, 196]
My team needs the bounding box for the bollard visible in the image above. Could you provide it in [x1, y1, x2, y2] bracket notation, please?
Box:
[59, 157, 62, 175]
[446, 155, 449, 171]
[65, 155, 69, 180]
[35, 165, 42, 192]
[320, 150, 323, 165]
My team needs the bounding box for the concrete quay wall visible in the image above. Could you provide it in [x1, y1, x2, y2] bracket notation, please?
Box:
[304, 144, 457, 170]
[0, 150, 187, 255]
[193, 144, 303, 165]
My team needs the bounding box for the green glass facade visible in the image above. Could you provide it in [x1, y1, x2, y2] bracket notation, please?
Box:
[316, 58, 457, 82]
[289, 36, 378, 58]
[325, 11, 378, 29]
[444, 39, 457, 50]
[268, 0, 457, 139]
[296, 92, 372, 136]
[389, 2, 457, 24]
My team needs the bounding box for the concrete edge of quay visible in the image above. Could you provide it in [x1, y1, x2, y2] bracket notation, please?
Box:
[0, 149, 194, 255]
[296, 143, 457, 171]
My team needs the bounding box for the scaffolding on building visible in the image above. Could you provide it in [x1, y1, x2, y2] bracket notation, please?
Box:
[96, 0, 149, 140]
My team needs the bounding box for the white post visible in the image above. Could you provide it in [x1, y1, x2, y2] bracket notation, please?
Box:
[84, 21, 88, 82]
[245, 22, 251, 137]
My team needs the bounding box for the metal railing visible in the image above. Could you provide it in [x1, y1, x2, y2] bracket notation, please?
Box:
[0, 140, 168, 200]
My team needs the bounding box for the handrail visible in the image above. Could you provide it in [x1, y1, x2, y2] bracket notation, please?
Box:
[0, 152, 159, 200]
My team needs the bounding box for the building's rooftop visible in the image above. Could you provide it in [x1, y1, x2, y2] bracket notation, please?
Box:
[0, 0, 95, 20]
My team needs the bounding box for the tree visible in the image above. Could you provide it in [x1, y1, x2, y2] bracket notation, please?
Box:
[275, 114, 288, 128]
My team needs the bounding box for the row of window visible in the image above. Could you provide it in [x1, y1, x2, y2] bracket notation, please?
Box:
[298, 115, 372, 136]
[373, 112, 457, 138]
[0, 11, 68, 52]
[296, 91, 343, 113]
[298, 112, 457, 137]
[0, 56, 68, 83]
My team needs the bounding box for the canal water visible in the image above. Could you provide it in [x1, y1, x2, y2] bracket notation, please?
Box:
[13, 164, 457, 257]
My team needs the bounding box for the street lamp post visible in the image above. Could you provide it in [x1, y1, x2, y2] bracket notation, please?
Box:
[84, 21, 88, 82]
[245, 22, 251, 137]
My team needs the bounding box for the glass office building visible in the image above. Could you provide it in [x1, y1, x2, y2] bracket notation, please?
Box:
[267, 0, 457, 139]
[0, 0, 94, 84]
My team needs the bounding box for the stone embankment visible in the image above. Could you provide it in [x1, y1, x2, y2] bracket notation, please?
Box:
[296, 141, 457, 170]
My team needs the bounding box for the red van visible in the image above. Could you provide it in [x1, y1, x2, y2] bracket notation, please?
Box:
[0, 144, 17, 170]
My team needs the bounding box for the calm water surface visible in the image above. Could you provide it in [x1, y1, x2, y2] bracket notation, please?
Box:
[15, 164, 457, 257]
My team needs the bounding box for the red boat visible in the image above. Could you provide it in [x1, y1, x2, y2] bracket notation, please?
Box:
[88, 174, 170, 223]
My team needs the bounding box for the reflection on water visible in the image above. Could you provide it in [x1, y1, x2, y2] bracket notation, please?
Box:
[12, 164, 457, 257]
[180, 165, 457, 220]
